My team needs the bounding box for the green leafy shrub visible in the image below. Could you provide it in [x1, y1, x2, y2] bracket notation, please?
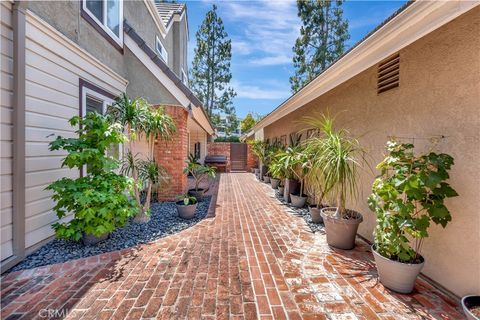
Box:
[214, 136, 240, 142]
[368, 141, 458, 263]
[47, 112, 137, 241]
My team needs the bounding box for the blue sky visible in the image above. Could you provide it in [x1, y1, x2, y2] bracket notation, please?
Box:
[185, 1, 407, 118]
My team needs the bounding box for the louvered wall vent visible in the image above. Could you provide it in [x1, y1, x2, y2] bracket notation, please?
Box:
[377, 54, 400, 94]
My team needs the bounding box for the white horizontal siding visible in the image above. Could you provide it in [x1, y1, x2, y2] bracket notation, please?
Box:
[21, 11, 127, 250]
[0, 1, 13, 261]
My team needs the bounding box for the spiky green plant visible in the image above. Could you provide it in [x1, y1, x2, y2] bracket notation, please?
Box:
[304, 113, 364, 218]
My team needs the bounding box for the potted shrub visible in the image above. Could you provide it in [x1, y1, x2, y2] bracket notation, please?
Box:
[304, 179, 326, 224]
[184, 159, 216, 199]
[462, 296, 480, 320]
[47, 113, 137, 245]
[268, 148, 286, 190]
[176, 194, 198, 219]
[368, 141, 458, 293]
[249, 140, 268, 178]
[278, 133, 302, 202]
[311, 115, 364, 250]
[279, 141, 309, 207]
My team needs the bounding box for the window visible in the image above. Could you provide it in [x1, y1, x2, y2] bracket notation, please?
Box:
[155, 36, 168, 63]
[83, 0, 123, 46]
[81, 84, 122, 163]
[194, 142, 201, 160]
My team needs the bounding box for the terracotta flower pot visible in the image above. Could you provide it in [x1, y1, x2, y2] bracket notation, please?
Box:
[82, 232, 109, 246]
[290, 194, 307, 208]
[188, 188, 205, 200]
[309, 206, 322, 223]
[462, 296, 480, 320]
[263, 176, 270, 183]
[176, 201, 198, 219]
[372, 246, 425, 294]
[320, 207, 363, 250]
[270, 178, 280, 189]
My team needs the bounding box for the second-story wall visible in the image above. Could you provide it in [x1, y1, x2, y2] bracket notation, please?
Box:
[25, 0, 184, 104]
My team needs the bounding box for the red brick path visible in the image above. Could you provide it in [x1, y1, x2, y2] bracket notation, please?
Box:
[1, 173, 465, 319]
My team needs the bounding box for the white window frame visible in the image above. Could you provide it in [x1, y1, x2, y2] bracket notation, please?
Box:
[81, 87, 123, 166]
[82, 0, 124, 47]
[155, 35, 168, 63]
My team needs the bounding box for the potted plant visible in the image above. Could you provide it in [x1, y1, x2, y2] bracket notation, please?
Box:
[304, 176, 326, 224]
[268, 148, 286, 190]
[249, 139, 268, 178]
[368, 140, 458, 293]
[278, 133, 302, 202]
[462, 296, 480, 320]
[176, 194, 198, 219]
[309, 115, 364, 250]
[279, 140, 308, 207]
[47, 112, 137, 245]
[184, 159, 216, 199]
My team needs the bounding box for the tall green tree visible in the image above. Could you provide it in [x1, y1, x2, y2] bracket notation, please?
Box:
[240, 113, 256, 133]
[191, 4, 236, 126]
[290, 0, 349, 92]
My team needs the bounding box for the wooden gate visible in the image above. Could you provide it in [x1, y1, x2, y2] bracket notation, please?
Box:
[230, 143, 247, 171]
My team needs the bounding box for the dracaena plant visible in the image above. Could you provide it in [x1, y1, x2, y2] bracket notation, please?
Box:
[47, 112, 137, 241]
[278, 142, 310, 196]
[368, 140, 458, 263]
[308, 114, 364, 218]
[108, 94, 176, 222]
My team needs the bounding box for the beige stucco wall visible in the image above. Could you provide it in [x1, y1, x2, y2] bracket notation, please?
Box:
[262, 8, 480, 297]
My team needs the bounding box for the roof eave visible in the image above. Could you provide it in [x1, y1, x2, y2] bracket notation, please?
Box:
[252, 0, 479, 132]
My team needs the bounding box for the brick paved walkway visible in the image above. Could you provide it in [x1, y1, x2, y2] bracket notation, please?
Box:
[1, 173, 464, 319]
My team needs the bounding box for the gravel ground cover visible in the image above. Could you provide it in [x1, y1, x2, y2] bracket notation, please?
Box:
[10, 196, 211, 272]
[273, 188, 325, 233]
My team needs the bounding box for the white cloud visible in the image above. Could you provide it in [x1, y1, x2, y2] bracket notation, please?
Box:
[232, 79, 291, 100]
[249, 55, 291, 66]
[221, 0, 300, 66]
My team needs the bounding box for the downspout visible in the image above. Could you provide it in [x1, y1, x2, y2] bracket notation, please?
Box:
[2, 1, 27, 272]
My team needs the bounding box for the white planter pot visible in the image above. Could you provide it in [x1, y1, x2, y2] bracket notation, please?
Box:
[320, 207, 362, 250]
[290, 194, 307, 208]
[372, 246, 425, 294]
[462, 296, 480, 320]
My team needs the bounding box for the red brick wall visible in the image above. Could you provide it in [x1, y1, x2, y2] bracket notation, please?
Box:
[206, 142, 257, 172]
[207, 142, 231, 172]
[156, 106, 188, 201]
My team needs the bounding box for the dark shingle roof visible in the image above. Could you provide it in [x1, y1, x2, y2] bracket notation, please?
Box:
[154, 2, 185, 28]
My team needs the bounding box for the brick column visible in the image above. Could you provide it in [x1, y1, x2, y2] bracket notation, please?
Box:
[156, 105, 188, 201]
